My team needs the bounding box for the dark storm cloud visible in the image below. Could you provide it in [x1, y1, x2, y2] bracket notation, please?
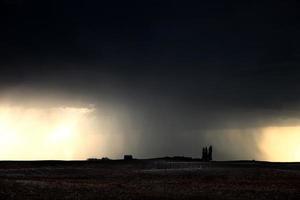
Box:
[1, 0, 300, 159]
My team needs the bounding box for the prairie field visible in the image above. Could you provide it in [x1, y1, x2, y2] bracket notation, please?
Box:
[0, 160, 300, 200]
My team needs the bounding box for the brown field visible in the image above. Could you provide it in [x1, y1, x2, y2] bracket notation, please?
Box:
[0, 160, 300, 199]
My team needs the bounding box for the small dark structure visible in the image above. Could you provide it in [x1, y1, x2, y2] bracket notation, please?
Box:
[87, 158, 99, 161]
[124, 155, 133, 160]
[202, 145, 213, 161]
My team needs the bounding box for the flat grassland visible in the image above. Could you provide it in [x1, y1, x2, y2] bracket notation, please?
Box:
[0, 160, 300, 199]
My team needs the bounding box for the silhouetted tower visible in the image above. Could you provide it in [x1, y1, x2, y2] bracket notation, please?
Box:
[208, 145, 213, 161]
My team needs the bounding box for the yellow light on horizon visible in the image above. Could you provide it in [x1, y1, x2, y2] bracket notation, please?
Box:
[259, 126, 300, 162]
[0, 105, 96, 160]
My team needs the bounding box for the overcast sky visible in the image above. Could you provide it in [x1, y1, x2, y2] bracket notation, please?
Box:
[1, 0, 300, 160]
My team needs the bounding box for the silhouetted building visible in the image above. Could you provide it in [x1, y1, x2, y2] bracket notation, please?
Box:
[87, 158, 98, 161]
[124, 155, 133, 160]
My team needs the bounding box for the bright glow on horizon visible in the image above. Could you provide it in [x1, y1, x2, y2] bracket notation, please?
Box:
[259, 126, 300, 162]
[0, 105, 102, 160]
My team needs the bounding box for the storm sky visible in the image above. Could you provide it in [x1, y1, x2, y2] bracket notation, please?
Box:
[1, 0, 300, 161]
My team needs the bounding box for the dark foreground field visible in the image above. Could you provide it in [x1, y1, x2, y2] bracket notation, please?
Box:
[0, 160, 300, 200]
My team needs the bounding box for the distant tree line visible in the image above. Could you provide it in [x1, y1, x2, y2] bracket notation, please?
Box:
[202, 145, 212, 161]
